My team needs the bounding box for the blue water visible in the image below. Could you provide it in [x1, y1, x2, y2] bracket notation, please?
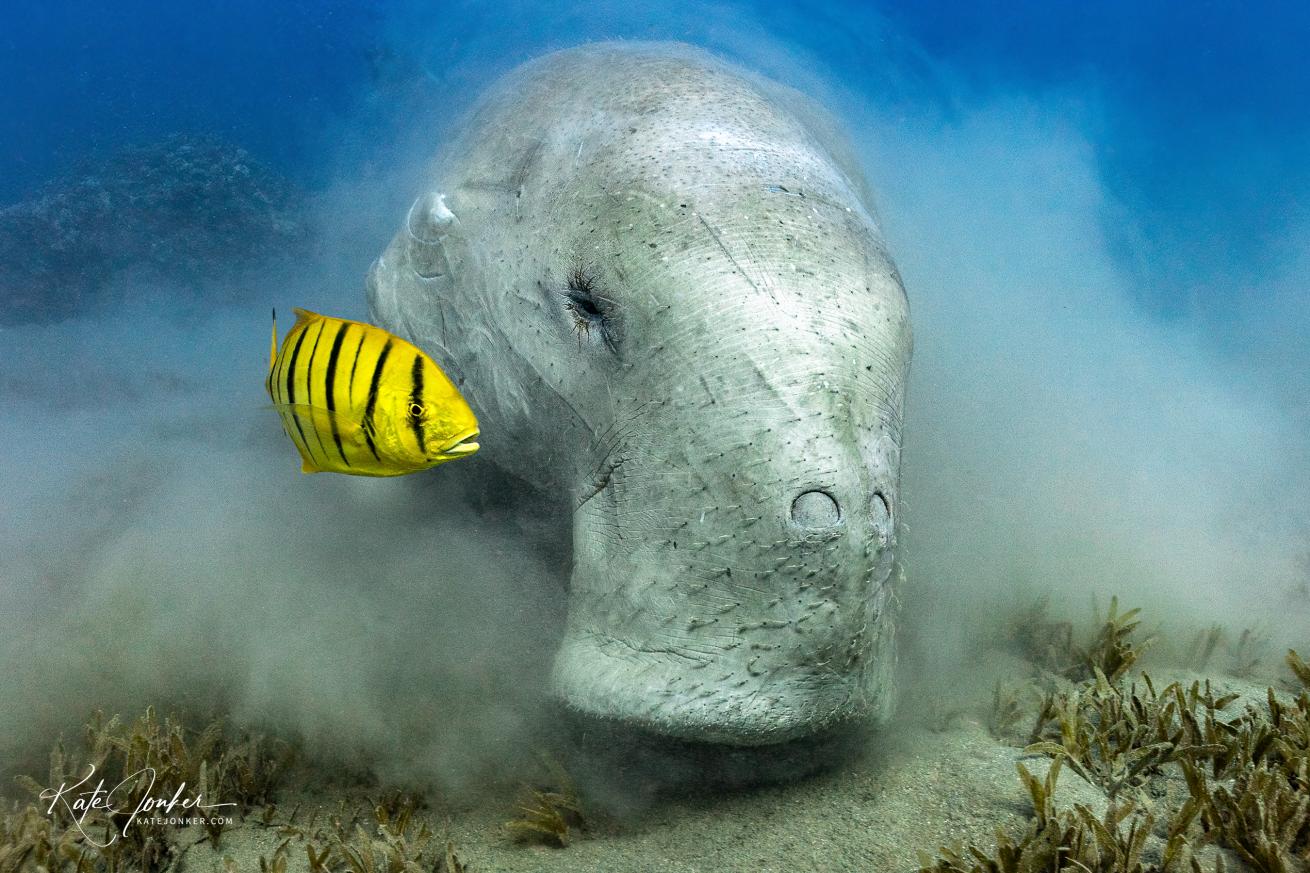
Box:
[5, 1, 1307, 315]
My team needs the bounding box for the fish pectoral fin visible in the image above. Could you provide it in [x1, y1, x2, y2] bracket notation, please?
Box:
[265, 401, 369, 458]
[271, 403, 368, 446]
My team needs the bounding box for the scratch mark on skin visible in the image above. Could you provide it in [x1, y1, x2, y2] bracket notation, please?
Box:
[511, 138, 545, 193]
[736, 232, 785, 302]
[456, 178, 518, 194]
[600, 633, 715, 665]
[588, 400, 650, 461]
[577, 456, 624, 510]
[697, 213, 777, 303]
[698, 373, 717, 405]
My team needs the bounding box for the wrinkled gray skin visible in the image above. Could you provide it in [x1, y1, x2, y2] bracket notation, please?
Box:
[368, 42, 911, 747]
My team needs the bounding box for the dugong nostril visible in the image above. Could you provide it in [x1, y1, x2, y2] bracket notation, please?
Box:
[791, 490, 841, 529]
[871, 491, 891, 526]
[870, 491, 893, 543]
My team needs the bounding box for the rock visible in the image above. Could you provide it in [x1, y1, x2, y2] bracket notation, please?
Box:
[0, 135, 311, 324]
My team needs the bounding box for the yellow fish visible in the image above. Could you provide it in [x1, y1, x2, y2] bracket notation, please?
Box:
[266, 309, 479, 476]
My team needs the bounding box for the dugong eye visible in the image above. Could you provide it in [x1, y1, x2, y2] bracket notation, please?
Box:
[560, 263, 618, 353]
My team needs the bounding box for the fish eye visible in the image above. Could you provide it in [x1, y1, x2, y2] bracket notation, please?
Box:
[408, 402, 425, 418]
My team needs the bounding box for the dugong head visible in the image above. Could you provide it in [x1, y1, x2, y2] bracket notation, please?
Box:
[368, 43, 911, 748]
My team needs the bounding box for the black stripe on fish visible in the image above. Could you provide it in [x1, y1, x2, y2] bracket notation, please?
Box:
[409, 354, 425, 452]
[283, 324, 314, 461]
[276, 409, 303, 459]
[362, 338, 393, 462]
[273, 336, 286, 403]
[324, 323, 350, 467]
[304, 321, 330, 465]
[347, 328, 366, 408]
[287, 408, 318, 468]
[277, 318, 298, 406]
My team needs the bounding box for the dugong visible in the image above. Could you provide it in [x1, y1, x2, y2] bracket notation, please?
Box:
[368, 42, 912, 749]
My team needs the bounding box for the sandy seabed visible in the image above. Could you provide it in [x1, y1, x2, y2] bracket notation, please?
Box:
[161, 663, 1274, 873]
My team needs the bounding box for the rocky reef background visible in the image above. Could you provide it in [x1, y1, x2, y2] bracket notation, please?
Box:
[0, 135, 312, 325]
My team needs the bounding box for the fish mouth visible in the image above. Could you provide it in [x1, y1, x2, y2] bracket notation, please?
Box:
[436, 429, 480, 458]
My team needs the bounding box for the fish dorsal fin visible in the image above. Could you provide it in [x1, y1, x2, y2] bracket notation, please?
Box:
[269, 309, 278, 375]
[292, 308, 323, 329]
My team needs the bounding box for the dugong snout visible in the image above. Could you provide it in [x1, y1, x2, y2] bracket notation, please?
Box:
[551, 416, 902, 746]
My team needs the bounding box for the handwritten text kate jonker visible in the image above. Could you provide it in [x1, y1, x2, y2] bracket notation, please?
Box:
[39, 764, 237, 847]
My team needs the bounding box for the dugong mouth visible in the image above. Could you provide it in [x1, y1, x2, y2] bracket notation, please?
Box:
[552, 633, 874, 746]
